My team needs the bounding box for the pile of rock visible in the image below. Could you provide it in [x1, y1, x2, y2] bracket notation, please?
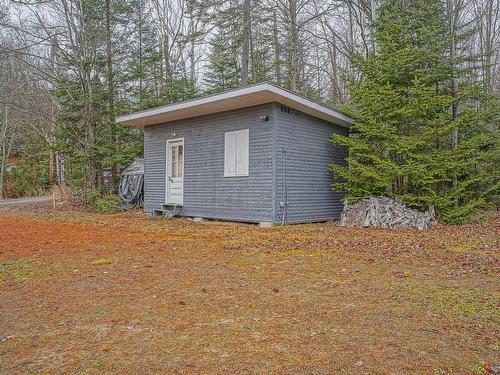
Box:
[339, 197, 436, 230]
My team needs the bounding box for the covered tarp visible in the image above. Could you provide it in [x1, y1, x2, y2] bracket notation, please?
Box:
[119, 158, 144, 207]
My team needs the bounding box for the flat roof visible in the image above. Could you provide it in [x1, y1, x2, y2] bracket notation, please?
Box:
[116, 82, 353, 128]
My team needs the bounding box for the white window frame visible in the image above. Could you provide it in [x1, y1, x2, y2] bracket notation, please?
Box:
[224, 129, 249, 177]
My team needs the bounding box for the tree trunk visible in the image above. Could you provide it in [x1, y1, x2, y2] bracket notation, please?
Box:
[329, 33, 340, 103]
[448, 0, 459, 208]
[138, 0, 143, 107]
[0, 105, 14, 200]
[370, 0, 377, 52]
[273, 9, 281, 85]
[49, 150, 56, 184]
[0, 105, 7, 200]
[83, 68, 96, 193]
[48, 44, 58, 186]
[288, 0, 299, 91]
[105, 0, 118, 191]
[164, 38, 172, 96]
[0, 163, 4, 200]
[240, 0, 251, 86]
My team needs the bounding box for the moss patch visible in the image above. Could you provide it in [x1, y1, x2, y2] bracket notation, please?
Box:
[0, 260, 33, 283]
[410, 285, 499, 321]
[92, 258, 114, 266]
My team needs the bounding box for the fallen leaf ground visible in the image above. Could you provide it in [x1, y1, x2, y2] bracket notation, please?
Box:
[0, 204, 498, 374]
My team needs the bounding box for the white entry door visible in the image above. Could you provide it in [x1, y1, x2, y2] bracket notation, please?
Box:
[166, 138, 184, 205]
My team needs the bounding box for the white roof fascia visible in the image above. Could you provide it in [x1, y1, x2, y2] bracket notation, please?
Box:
[116, 83, 353, 128]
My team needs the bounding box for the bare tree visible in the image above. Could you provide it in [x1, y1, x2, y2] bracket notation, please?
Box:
[0, 43, 53, 198]
[472, 0, 500, 92]
[152, 0, 187, 98]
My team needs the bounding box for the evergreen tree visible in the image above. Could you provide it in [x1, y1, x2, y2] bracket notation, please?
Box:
[204, 0, 242, 92]
[204, 0, 274, 92]
[248, 3, 274, 84]
[205, 30, 240, 92]
[330, 0, 497, 223]
[46, 0, 143, 200]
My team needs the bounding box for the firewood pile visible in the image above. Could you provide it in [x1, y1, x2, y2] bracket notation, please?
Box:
[339, 197, 436, 230]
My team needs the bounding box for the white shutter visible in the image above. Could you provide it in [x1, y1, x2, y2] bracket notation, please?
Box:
[224, 131, 236, 176]
[235, 129, 249, 176]
[225, 129, 249, 177]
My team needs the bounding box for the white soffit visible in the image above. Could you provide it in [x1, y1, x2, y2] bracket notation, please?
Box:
[116, 83, 353, 128]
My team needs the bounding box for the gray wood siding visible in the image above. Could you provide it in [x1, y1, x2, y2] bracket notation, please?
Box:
[273, 104, 348, 224]
[144, 104, 274, 223]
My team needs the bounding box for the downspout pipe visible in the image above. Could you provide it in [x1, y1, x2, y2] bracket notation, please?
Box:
[281, 146, 287, 225]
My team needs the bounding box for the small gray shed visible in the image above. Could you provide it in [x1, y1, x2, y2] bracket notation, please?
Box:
[116, 83, 353, 224]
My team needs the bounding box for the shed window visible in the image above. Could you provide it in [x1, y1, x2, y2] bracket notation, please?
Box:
[224, 129, 249, 177]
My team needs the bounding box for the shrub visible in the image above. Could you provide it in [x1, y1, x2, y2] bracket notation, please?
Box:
[67, 188, 101, 207]
[83, 190, 103, 207]
[94, 196, 125, 213]
[3, 162, 49, 198]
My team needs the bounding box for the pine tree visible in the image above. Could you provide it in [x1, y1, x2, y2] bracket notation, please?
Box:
[204, 1, 241, 92]
[204, 0, 274, 92]
[330, 0, 497, 223]
[43, 0, 144, 200]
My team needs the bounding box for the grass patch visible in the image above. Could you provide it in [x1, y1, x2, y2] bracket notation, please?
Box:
[469, 363, 487, 374]
[0, 260, 33, 283]
[91, 358, 103, 368]
[447, 241, 478, 254]
[92, 258, 114, 266]
[411, 285, 499, 321]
